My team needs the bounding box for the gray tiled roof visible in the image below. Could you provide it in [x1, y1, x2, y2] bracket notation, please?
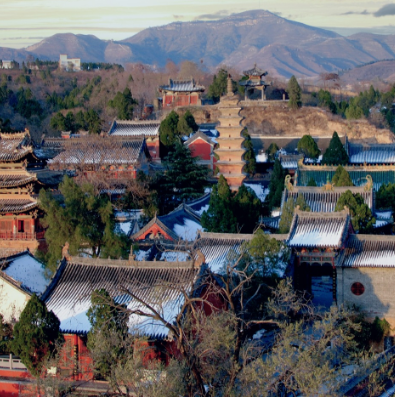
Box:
[287, 209, 350, 248]
[348, 143, 395, 164]
[0, 174, 36, 188]
[159, 79, 205, 93]
[0, 132, 32, 161]
[108, 120, 160, 137]
[341, 235, 395, 267]
[48, 138, 146, 169]
[43, 257, 200, 336]
[282, 186, 374, 213]
[242, 65, 268, 77]
[0, 198, 38, 214]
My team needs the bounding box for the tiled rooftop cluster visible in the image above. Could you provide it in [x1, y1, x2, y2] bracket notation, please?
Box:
[159, 79, 205, 92]
[108, 120, 160, 136]
[43, 257, 200, 336]
[287, 209, 350, 248]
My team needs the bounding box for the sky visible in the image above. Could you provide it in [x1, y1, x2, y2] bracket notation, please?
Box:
[1, 0, 395, 49]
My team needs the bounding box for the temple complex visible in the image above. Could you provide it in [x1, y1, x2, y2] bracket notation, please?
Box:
[159, 78, 205, 107]
[0, 130, 45, 253]
[214, 76, 246, 189]
[239, 64, 271, 101]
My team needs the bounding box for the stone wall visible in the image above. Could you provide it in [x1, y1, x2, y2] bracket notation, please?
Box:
[337, 267, 395, 331]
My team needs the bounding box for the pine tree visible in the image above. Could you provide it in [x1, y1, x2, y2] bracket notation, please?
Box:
[279, 194, 310, 234]
[157, 142, 209, 212]
[177, 110, 198, 137]
[233, 185, 262, 233]
[297, 135, 320, 159]
[265, 160, 286, 212]
[287, 75, 302, 110]
[278, 199, 295, 234]
[11, 294, 62, 377]
[243, 131, 257, 175]
[201, 175, 238, 233]
[39, 176, 129, 271]
[332, 165, 353, 187]
[335, 190, 375, 233]
[322, 131, 349, 165]
[87, 289, 128, 379]
[108, 87, 137, 119]
[207, 69, 229, 102]
[159, 110, 180, 147]
[266, 143, 279, 162]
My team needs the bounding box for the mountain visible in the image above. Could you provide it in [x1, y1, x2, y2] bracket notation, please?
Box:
[339, 60, 395, 83]
[1, 10, 395, 78]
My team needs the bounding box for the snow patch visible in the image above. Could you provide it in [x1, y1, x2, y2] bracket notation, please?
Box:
[173, 219, 202, 241]
[4, 254, 49, 295]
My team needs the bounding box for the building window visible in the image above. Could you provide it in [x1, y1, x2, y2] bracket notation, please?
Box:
[351, 282, 365, 296]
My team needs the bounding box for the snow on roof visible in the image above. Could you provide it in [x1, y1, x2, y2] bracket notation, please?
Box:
[44, 257, 200, 336]
[2, 252, 49, 295]
[173, 218, 202, 241]
[342, 235, 395, 268]
[244, 183, 269, 203]
[287, 209, 350, 248]
[108, 120, 160, 137]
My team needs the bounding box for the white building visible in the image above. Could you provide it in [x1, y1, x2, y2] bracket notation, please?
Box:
[1, 60, 13, 69]
[59, 54, 81, 71]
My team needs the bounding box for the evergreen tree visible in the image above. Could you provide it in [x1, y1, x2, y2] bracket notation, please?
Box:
[265, 160, 286, 212]
[243, 131, 256, 175]
[207, 69, 229, 102]
[376, 183, 395, 213]
[297, 135, 320, 159]
[335, 190, 375, 233]
[295, 193, 311, 211]
[201, 175, 238, 233]
[278, 199, 294, 234]
[266, 142, 279, 162]
[233, 185, 262, 233]
[286, 75, 302, 110]
[183, 110, 198, 132]
[322, 131, 349, 165]
[332, 165, 353, 187]
[39, 176, 128, 271]
[156, 143, 209, 213]
[278, 194, 310, 234]
[87, 289, 128, 379]
[108, 87, 137, 119]
[307, 177, 317, 187]
[11, 294, 62, 377]
[159, 110, 180, 147]
[0, 314, 12, 355]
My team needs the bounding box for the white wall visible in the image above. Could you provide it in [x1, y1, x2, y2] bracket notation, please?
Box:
[0, 279, 30, 323]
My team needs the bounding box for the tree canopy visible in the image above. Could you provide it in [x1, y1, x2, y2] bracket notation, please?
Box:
[297, 135, 320, 159]
[376, 183, 395, 214]
[159, 110, 180, 148]
[153, 142, 209, 213]
[108, 87, 137, 119]
[322, 131, 349, 165]
[87, 289, 128, 379]
[243, 130, 256, 175]
[286, 75, 302, 110]
[39, 176, 128, 271]
[11, 294, 62, 377]
[265, 159, 286, 212]
[332, 165, 353, 187]
[279, 194, 310, 234]
[207, 69, 229, 102]
[335, 190, 375, 233]
[266, 142, 279, 162]
[201, 176, 262, 233]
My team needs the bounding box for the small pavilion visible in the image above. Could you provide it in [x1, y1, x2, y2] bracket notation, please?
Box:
[239, 64, 271, 101]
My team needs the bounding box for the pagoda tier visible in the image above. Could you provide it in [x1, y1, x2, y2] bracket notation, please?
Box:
[214, 77, 246, 189]
[0, 130, 44, 253]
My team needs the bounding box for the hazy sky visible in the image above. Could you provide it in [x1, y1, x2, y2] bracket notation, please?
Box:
[2, 0, 395, 48]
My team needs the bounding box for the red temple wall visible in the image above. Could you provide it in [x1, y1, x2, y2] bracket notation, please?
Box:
[188, 139, 211, 161]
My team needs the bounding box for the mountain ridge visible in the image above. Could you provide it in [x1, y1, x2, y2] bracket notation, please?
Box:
[0, 10, 394, 78]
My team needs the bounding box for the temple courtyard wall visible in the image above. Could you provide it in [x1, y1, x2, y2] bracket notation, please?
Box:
[337, 267, 395, 331]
